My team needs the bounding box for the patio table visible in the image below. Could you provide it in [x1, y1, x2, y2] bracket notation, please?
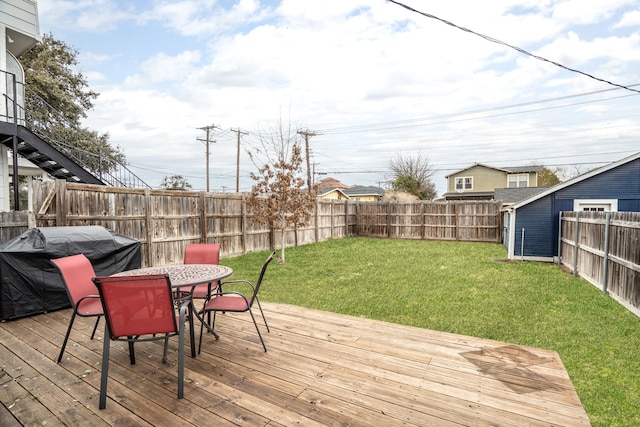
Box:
[113, 264, 233, 356]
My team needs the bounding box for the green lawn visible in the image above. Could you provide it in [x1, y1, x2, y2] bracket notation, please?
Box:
[221, 237, 640, 427]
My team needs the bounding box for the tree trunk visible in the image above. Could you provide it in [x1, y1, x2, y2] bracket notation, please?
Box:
[280, 228, 286, 262]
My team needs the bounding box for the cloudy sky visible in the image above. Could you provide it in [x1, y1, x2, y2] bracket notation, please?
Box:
[35, 0, 640, 195]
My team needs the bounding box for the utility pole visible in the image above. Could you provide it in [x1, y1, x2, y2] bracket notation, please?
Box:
[197, 124, 218, 192]
[297, 129, 320, 192]
[312, 162, 317, 189]
[230, 128, 249, 193]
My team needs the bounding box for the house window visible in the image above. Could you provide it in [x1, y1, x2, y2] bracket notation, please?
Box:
[508, 174, 528, 188]
[455, 177, 472, 191]
[573, 199, 618, 212]
[519, 175, 528, 188]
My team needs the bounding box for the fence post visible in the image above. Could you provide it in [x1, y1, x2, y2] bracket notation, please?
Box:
[314, 198, 320, 242]
[557, 211, 563, 266]
[387, 202, 392, 238]
[573, 211, 580, 277]
[242, 195, 248, 254]
[455, 203, 460, 241]
[330, 200, 335, 238]
[199, 192, 207, 243]
[420, 202, 426, 240]
[601, 212, 611, 294]
[344, 200, 349, 236]
[497, 202, 504, 243]
[144, 188, 153, 267]
[55, 179, 67, 226]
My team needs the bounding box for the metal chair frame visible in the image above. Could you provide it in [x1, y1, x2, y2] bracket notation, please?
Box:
[198, 251, 275, 352]
[51, 254, 103, 363]
[93, 274, 189, 409]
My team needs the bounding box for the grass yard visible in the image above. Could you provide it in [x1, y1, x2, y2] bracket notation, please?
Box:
[221, 237, 640, 427]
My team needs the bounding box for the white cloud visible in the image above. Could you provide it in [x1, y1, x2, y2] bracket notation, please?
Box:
[125, 50, 202, 86]
[615, 9, 640, 28]
[551, 0, 636, 26]
[37, 0, 138, 32]
[35, 0, 640, 193]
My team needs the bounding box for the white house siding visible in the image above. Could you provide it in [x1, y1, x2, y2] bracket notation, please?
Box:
[0, 0, 39, 211]
[1, 0, 39, 38]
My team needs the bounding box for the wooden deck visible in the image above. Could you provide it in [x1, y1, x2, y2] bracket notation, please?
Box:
[0, 303, 590, 426]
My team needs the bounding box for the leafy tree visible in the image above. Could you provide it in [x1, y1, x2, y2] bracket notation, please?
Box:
[21, 33, 97, 123]
[388, 154, 437, 200]
[536, 165, 563, 186]
[161, 175, 192, 190]
[19, 33, 125, 171]
[247, 144, 315, 263]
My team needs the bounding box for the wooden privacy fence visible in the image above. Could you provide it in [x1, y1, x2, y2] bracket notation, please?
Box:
[0, 211, 35, 243]
[356, 200, 503, 242]
[560, 211, 640, 316]
[2, 181, 503, 266]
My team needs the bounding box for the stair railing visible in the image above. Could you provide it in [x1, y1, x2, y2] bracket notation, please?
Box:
[2, 69, 150, 189]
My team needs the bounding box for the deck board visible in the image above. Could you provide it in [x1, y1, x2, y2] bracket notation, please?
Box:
[0, 302, 590, 426]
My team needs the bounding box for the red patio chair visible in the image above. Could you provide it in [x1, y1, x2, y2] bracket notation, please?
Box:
[92, 274, 189, 409]
[51, 254, 103, 363]
[179, 243, 221, 298]
[198, 251, 275, 353]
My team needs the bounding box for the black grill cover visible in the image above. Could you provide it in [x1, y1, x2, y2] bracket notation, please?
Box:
[0, 226, 141, 320]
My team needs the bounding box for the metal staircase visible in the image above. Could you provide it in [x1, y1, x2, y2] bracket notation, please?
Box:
[1, 71, 150, 189]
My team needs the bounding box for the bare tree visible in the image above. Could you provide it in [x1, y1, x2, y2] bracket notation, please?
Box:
[246, 110, 301, 170]
[247, 116, 315, 263]
[387, 153, 437, 200]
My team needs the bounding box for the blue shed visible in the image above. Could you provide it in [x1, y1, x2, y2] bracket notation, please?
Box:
[504, 152, 640, 261]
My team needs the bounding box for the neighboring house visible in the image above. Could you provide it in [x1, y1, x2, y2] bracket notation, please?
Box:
[504, 152, 640, 261]
[316, 177, 350, 200]
[318, 185, 384, 201]
[316, 177, 383, 201]
[318, 187, 349, 200]
[443, 164, 540, 201]
[342, 185, 384, 201]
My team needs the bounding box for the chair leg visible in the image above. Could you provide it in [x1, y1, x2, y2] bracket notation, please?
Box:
[198, 315, 205, 355]
[188, 303, 196, 358]
[178, 305, 187, 399]
[99, 325, 111, 409]
[162, 334, 170, 364]
[197, 308, 220, 355]
[254, 298, 270, 333]
[248, 309, 267, 352]
[90, 316, 101, 340]
[197, 310, 219, 354]
[128, 339, 136, 364]
[57, 309, 78, 363]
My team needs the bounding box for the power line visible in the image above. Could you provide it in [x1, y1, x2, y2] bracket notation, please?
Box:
[318, 86, 640, 135]
[387, 0, 640, 94]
